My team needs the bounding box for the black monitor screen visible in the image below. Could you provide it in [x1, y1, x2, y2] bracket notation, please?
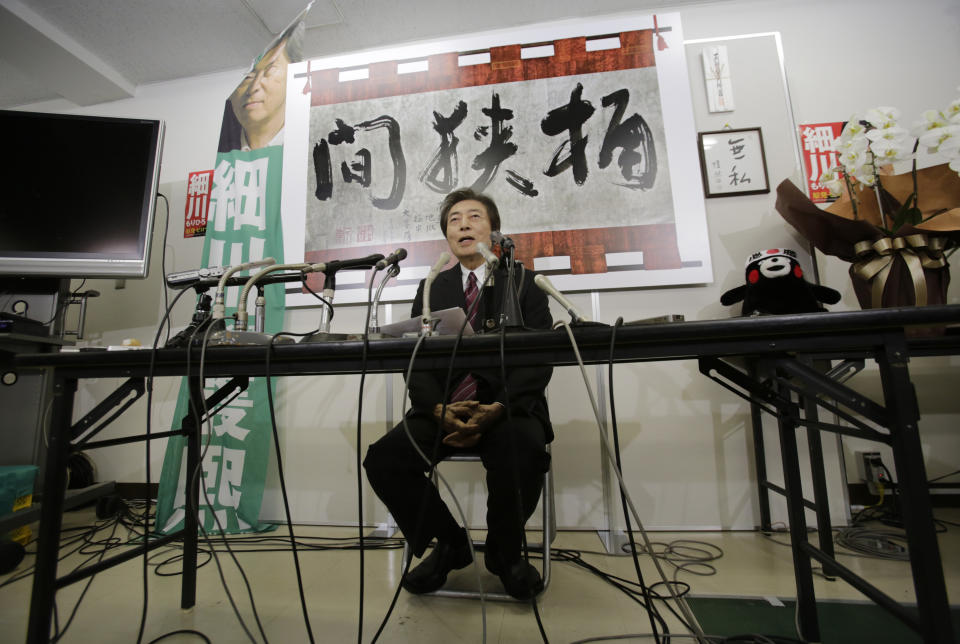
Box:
[0, 110, 164, 278]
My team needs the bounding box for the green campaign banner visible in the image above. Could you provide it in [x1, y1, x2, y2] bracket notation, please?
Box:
[156, 5, 309, 535]
[156, 146, 285, 534]
[154, 4, 312, 534]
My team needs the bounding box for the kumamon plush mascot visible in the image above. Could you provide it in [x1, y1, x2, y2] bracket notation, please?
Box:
[720, 248, 841, 316]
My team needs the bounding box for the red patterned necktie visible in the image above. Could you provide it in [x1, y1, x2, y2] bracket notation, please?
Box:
[449, 271, 479, 402]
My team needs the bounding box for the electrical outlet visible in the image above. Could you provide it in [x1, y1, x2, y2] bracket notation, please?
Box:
[856, 450, 889, 495]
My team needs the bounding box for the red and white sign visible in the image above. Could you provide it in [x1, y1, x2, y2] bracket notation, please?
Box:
[799, 122, 843, 204]
[184, 170, 214, 238]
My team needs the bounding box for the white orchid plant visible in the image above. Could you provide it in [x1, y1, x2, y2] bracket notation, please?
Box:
[820, 90, 960, 234]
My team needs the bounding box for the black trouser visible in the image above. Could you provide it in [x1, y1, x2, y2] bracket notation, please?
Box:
[363, 410, 550, 562]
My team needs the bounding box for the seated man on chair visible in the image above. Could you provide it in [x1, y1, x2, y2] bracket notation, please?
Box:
[363, 188, 554, 600]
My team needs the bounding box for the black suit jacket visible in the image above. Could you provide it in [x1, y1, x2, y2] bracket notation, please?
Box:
[407, 263, 554, 441]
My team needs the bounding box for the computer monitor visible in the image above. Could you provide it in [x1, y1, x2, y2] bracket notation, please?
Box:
[0, 110, 165, 279]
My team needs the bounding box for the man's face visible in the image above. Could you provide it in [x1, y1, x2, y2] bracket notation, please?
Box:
[229, 42, 290, 134]
[445, 199, 493, 263]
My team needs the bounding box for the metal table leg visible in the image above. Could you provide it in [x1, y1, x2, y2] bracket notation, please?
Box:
[26, 376, 76, 644]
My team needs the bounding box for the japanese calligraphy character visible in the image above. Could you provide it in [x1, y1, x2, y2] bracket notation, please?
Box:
[210, 405, 251, 442]
[541, 83, 595, 186]
[355, 115, 407, 210]
[188, 172, 210, 196]
[210, 159, 236, 232]
[232, 157, 269, 231]
[802, 126, 836, 155]
[728, 137, 746, 159]
[420, 100, 468, 194]
[470, 92, 517, 192]
[216, 446, 245, 508]
[728, 165, 751, 185]
[312, 116, 406, 209]
[598, 88, 657, 190]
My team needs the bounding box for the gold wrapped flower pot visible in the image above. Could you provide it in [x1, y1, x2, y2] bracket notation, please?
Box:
[776, 164, 960, 309]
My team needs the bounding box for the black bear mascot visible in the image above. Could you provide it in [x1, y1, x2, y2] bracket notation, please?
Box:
[721, 248, 841, 316]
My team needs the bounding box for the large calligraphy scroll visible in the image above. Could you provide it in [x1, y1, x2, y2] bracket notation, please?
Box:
[282, 14, 710, 302]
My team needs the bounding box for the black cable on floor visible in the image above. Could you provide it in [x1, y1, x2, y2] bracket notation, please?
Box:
[549, 548, 676, 633]
[369, 333, 427, 644]
[353, 267, 382, 644]
[192, 321, 269, 644]
[138, 283, 193, 644]
[264, 329, 320, 644]
[494, 275, 549, 644]
[50, 516, 123, 642]
[147, 629, 212, 644]
[607, 317, 665, 644]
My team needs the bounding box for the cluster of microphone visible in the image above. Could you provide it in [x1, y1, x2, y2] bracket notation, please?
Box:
[164, 231, 592, 346]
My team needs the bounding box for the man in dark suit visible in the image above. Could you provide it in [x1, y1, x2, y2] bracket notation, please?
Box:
[363, 188, 553, 600]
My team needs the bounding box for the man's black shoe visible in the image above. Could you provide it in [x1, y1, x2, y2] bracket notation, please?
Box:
[401, 539, 472, 594]
[496, 559, 544, 600]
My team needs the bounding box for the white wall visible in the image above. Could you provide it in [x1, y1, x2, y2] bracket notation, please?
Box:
[43, 0, 960, 532]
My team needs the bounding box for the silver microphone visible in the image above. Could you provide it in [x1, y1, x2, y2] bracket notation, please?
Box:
[476, 242, 499, 271]
[533, 274, 588, 323]
[236, 263, 311, 330]
[212, 257, 276, 320]
[421, 252, 451, 335]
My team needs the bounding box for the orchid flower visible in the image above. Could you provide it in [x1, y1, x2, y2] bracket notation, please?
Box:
[871, 139, 913, 165]
[912, 109, 948, 137]
[838, 117, 866, 140]
[919, 124, 960, 154]
[864, 106, 901, 129]
[819, 167, 846, 196]
[945, 98, 960, 120]
[865, 125, 909, 143]
[852, 163, 877, 186]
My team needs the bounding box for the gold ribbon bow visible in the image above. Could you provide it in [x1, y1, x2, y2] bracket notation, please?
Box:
[852, 234, 948, 308]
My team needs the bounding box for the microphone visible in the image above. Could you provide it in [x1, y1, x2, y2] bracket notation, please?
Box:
[212, 257, 276, 320]
[313, 253, 385, 274]
[236, 263, 311, 331]
[476, 242, 499, 271]
[534, 274, 589, 324]
[490, 230, 515, 250]
[421, 252, 451, 335]
[375, 248, 408, 271]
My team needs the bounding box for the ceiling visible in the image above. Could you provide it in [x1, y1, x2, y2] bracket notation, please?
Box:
[0, 0, 731, 109]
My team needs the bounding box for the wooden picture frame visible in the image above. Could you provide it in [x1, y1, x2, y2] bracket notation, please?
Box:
[697, 127, 770, 197]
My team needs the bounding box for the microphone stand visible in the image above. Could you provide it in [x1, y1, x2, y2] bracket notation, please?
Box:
[367, 264, 400, 339]
[165, 291, 213, 348]
[499, 243, 524, 329]
[301, 270, 349, 343]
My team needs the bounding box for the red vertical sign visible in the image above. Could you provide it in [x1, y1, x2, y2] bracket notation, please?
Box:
[184, 170, 214, 238]
[799, 122, 843, 204]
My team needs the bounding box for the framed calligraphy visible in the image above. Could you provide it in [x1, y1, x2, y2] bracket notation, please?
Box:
[697, 127, 769, 198]
[282, 13, 712, 304]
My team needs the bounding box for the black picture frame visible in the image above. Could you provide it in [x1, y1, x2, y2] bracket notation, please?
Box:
[697, 127, 770, 198]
